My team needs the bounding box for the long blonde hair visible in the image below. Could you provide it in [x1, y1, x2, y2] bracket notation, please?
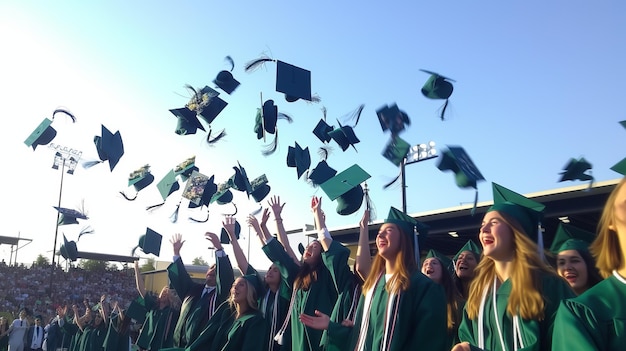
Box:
[362, 224, 417, 295]
[228, 278, 259, 313]
[465, 212, 556, 320]
[591, 177, 626, 278]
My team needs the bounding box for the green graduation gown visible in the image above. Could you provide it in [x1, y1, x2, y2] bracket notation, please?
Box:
[168, 254, 234, 348]
[326, 272, 448, 351]
[102, 312, 130, 351]
[135, 294, 178, 350]
[552, 272, 626, 350]
[263, 238, 339, 351]
[457, 273, 574, 351]
[245, 265, 290, 351]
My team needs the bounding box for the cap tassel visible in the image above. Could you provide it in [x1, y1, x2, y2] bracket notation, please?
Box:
[82, 160, 103, 169]
[261, 131, 278, 156]
[189, 211, 210, 223]
[206, 128, 227, 145]
[131, 245, 140, 256]
[52, 108, 76, 123]
[471, 189, 478, 216]
[537, 224, 544, 259]
[439, 99, 449, 121]
[308, 93, 322, 104]
[146, 202, 165, 211]
[77, 226, 95, 241]
[170, 201, 181, 223]
[224, 55, 235, 71]
[383, 171, 402, 189]
[119, 191, 137, 201]
[244, 56, 275, 72]
[318, 146, 332, 161]
[414, 227, 421, 264]
[363, 182, 376, 222]
[342, 104, 365, 128]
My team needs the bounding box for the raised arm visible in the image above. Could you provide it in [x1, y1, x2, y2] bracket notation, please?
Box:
[247, 211, 272, 246]
[312, 196, 332, 251]
[268, 195, 299, 264]
[205, 231, 235, 304]
[355, 209, 372, 281]
[223, 215, 248, 275]
[99, 294, 109, 325]
[134, 261, 147, 298]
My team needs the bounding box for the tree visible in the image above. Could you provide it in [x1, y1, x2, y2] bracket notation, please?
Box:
[191, 257, 208, 266]
[78, 259, 109, 272]
[140, 258, 156, 272]
[35, 254, 50, 267]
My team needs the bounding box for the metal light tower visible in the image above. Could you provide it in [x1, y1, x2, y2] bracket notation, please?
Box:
[401, 141, 437, 213]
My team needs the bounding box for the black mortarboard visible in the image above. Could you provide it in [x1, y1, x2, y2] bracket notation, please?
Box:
[382, 135, 410, 167]
[122, 165, 154, 201]
[328, 121, 360, 152]
[312, 119, 334, 143]
[420, 69, 455, 120]
[254, 99, 293, 156]
[611, 120, 626, 175]
[183, 171, 218, 207]
[213, 71, 240, 95]
[60, 234, 78, 262]
[24, 118, 56, 150]
[276, 60, 312, 102]
[231, 162, 252, 198]
[320, 164, 370, 215]
[376, 104, 411, 135]
[54, 206, 88, 226]
[308, 160, 337, 186]
[198, 96, 228, 126]
[286, 142, 311, 179]
[220, 220, 241, 244]
[249, 174, 271, 203]
[125, 297, 147, 323]
[92, 125, 124, 171]
[210, 181, 233, 205]
[132, 228, 162, 256]
[169, 107, 205, 135]
[559, 158, 594, 183]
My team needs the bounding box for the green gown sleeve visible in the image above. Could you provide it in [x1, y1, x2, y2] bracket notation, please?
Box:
[262, 238, 299, 288]
[216, 253, 235, 307]
[168, 257, 194, 300]
[552, 300, 600, 350]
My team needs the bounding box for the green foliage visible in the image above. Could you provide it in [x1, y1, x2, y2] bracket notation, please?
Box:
[35, 254, 50, 266]
[140, 258, 156, 272]
[78, 259, 109, 272]
[191, 256, 208, 266]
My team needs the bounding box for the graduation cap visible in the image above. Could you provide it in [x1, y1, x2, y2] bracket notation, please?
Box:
[125, 297, 147, 323]
[276, 60, 312, 102]
[320, 164, 370, 215]
[382, 135, 410, 167]
[230, 162, 253, 197]
[425, 249, 453, 271]
[132, 228, 162, 256]
[549, 222, 595, 254]
[169, 107, 206, 135]
[213, 56, 240, 94]
[328, 121, 360, 152]
[121, 165, 154, 200]
[488, 183, 546, 243]
[156, 170, 181, 201]
[611, 120, 626, 176]
[559, 158, 594, 183]
[249, 174, 271, 203]
[384, 207, 427, 262]
[183, 171, 217, 206]
[24, 109, 76, 150]
[438, 146, 485, 214]
[308, 160, 337, 186]
[453, 240, 482, 262]
[173, 156, 198, 182]
[286, 142, 311, 179]
[54, 206, 88, 226]
[220, 220, 241, 244]
[210, 181, 234, 205]
[420, 69, 455, 121]
[87, 125, 124, 171]
[254, 99, 293, 156]
[313, 118, 334, 143]
[376, 104, 411, 135]
[60, 234, 78, 262]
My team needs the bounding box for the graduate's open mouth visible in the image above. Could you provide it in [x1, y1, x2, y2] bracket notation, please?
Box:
[425, 268, 434, 275]
[482, 237, 494, 246]
[457, 264, 469, 271]
[564, 272, 577, 282]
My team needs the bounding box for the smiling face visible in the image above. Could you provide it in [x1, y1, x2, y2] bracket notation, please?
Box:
[421, 257, 443, 283]
[377, 223, 402, 259]
[230, 277, 249, 306]
[557, 249, 589, 294]
[480, 211, 515, 262]
[264, 264, 281, 287]
[302, 241, 322, 265]
[455, 250, 478, 280]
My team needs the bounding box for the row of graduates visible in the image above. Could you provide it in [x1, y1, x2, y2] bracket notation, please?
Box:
[131, 178, 626, 351]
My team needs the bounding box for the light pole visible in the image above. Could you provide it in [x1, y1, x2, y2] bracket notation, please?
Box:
[48, 143, 81, 282]
[401, 141, 437, 213]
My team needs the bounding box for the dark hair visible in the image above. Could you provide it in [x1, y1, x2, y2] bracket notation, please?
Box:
[578, 249, 603, 289]
[452, 250, 480, 299]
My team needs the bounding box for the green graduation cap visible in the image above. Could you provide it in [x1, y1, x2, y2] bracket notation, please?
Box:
[453, 240, 482, 262]
[276, 60, 312, 102]
[122, 165, 155, 200]
[254, 100, 293, 156]
[488, 183, 546, 241]
[169, 107, 206, 135]
[132, 228, 162, 256]
[549, 222, 595, 254]
[24, 118, 57, 150]
[156, 170, 180, 201]
[382, 135, 410, 167]
[92, 124, 124, 171]
[376, 103, 411, 135]
[220, 220, 241, 244]
[249, 174, 271, 203]
[173, 156, 197, 182]
[384, 207, 427, 261]
[210, 181, 233, 205]
[60, 234, 79, 262]
[320, 164, 370, 215]
[54, 206, 88, 226]
[559, 158, 593, 182]
[610, 120, 626, 176]
[125, 297, 147, 323]
[328, 121, 360, 152]
[214, 70, 240, 95]
[420, 69, 455, 121]
[425, 249, 453, 271]
[286, 142, 311, 179]
[308, 160, 337, 186]
[313, 119, 334, 143]
[437, 146, 484, 189]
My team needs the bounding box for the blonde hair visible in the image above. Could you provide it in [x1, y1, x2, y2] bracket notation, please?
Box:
[362, 224, 417, 295]
[465, 212, 556, 320]
[591, 177, 626, 278]
[228, 278, 259, 313]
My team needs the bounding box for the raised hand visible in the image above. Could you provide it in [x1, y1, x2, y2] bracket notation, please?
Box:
[247, 214, 261, 232]
[170, 233, 185, 257]
[360, 208, 370, 229]
[260, 208, 270, 227]
[222, 215, 237, 240]
[268, 195, 285, 220]
[205, 232, 223, 251]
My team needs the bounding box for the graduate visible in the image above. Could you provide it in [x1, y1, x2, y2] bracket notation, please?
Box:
[453, 183, 575, 351]
[452, 240, 481, 300]
[549, 222, 602, 295]
[225, 213, 291, 351]
[300, 206, 448, 351]
[422, 249, 463, 348]
[261, 195, 341, 351]
[552, 175, 626, 350]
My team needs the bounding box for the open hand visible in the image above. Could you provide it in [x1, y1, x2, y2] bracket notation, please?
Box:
[299, 310, 330, 331]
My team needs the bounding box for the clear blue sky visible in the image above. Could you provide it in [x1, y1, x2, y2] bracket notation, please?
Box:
[1, 1, 624, 269]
